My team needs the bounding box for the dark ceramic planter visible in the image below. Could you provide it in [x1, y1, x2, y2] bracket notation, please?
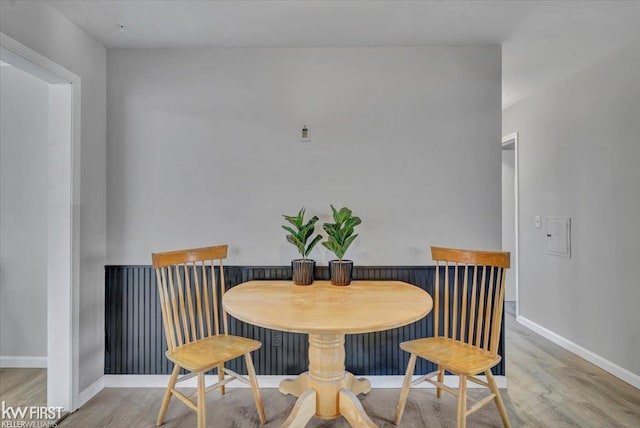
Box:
[329, 259, 353, 286]
[292, 259, 315, 285]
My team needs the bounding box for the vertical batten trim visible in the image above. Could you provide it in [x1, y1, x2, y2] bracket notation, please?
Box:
[104, 266, 505, 376]
[194, 262, 205, 339]
[434, 262, 440, 337]
[483, 266, 495, 351]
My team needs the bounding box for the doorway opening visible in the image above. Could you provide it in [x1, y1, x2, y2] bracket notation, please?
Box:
[0, 32, 81, 413]
[0, 60, 49, 416]
[502, 132, 519, 317]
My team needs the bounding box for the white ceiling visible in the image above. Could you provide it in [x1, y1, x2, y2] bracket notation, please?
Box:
[48, 0, 640, 108]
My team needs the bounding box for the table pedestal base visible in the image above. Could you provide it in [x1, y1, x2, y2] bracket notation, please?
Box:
[279, 334, 377, 427]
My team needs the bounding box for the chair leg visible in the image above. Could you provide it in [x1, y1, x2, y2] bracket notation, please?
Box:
[157, 364, 180, 426]
[245, 352, 266, 424]
[197, 372, 206, 428]
[436, 365, 445, 398]
[485, 369, 511, 428]
[457, 375, 467, 428]
[394, 353, 417, 425]
[218, 364, 225, 396]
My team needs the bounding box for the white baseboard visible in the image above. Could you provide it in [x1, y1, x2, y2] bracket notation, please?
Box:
[517, 315, 640, 390]
[0, 356, 47, 368]
[103, 374, 506, 389]
[78, 376, 105, 408]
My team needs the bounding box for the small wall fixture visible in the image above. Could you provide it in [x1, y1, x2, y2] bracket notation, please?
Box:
[300, 125, 310, 142]
[546, 216, 571, 257]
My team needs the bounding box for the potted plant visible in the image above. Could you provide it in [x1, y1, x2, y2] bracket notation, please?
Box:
[282, 208, 323, 285]
[322, 205, 362, 286]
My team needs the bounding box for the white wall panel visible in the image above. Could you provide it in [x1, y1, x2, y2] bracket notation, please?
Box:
[503, 39, 640, 378]
[107, 47, 502, 265]
[0, 65, 48, 359]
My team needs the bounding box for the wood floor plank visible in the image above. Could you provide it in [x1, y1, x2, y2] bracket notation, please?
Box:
[0, 368, 46, 408]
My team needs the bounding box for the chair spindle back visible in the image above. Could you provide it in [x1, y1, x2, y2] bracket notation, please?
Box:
[431, 247, 510, 357]
[152, 245, 229, 352]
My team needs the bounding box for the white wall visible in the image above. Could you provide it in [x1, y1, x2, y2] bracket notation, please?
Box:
[503, 39, 640, 379]
[501, 147, 516, 301]
[107, 47, 502, 265]
[0, 2, 107, 391]
[0, 65, 48, 359]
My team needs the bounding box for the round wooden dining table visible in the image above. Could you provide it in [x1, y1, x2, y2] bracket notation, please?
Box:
[223, 280, 432, 427]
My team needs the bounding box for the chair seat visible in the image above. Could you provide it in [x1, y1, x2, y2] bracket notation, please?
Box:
[400, 337, 501, 376]
[167, 334, 261, 373]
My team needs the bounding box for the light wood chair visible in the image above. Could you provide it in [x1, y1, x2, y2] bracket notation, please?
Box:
[395, 247, 511, 428]
[152, 244, 266, 427]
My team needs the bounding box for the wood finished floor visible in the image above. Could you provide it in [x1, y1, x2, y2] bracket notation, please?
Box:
[5, 305, 640, 427]
[0, 368, 64, 424]
[0, 367, 46, 409]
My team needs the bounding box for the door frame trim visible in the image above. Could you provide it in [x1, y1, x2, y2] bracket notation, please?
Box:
[1, 32, 81, 411]
[502, 131, 519, 317]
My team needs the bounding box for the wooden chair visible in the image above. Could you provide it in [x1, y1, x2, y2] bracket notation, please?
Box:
[395, 247, 511, 428]
[152, 244, 266, 427]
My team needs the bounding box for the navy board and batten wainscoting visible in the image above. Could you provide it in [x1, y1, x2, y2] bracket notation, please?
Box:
[104, 266, 506, 377]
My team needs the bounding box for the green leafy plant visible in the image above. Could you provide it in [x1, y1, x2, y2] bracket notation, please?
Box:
[282, 208, 323, 259]
[322, 205, 362, 260]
